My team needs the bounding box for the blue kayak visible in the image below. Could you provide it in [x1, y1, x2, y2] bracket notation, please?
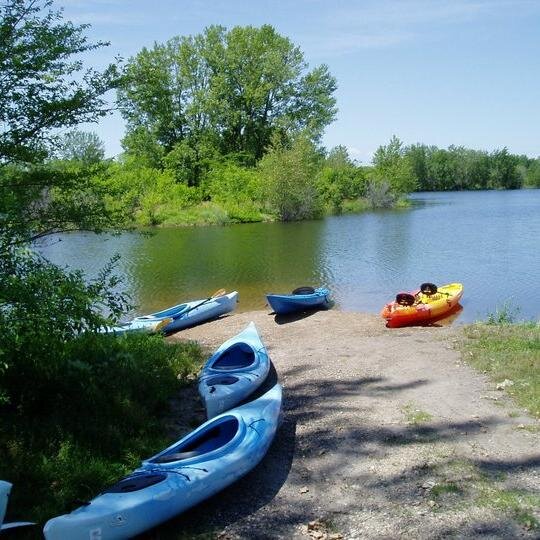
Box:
[102, 292, 238, 334]
[266, 287, 331, 315]
[43, 384, 282, 540]
[198, 322, 270, 419]
[1, 481, 34, 531]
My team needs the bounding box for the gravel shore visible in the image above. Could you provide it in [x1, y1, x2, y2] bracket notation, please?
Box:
[155, 310, 540, 540]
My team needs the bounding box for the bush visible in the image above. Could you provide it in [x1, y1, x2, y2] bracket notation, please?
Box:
[316, 147, 367, 213]
[259, 135, 322, 221]
[0, 249, 204, 521]
[0, 331, 203, 522]
[204, 161, 265, 222]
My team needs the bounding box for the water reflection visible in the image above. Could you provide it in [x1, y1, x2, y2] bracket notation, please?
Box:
[40, 190, 540, 322]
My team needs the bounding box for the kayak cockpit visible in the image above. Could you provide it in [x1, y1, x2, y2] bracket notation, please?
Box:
[103, 472, 168, 494]
[145, 303, 187, 319]
[150, 417, 241, 464]
[210, 343, 255, 370]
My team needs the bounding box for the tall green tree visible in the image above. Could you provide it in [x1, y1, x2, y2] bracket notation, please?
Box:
[0, 0, 120, 248]
[372, 135, 417, 195]
[57, 130, 106, 164]
[118, 25, 337, 182]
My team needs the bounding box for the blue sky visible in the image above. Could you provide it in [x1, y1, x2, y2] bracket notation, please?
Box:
[58, 0, 540, 162]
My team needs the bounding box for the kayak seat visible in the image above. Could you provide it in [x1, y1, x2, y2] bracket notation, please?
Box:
[211, 343, 255, 370]
[420, 283, 438, 295]
[292, 286, 315, 295]
[104, 472, 167, 493]
[205, 375, 239, 386]
[151, 418, 239, 463]
[396, 293, 415, 306]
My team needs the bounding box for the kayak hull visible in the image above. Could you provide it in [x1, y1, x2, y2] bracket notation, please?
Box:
[266, 288, 331, 315]
[198, 322, 270, 418]
[161, 292, 238, 333]
[43, 384, 282, 540]
[381, 283, 464, 328]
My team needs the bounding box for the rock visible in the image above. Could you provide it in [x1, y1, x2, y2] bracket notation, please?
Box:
[300, 486, 310, 494]
[428, 500, 437, 507]
[496, 379, 514, 390]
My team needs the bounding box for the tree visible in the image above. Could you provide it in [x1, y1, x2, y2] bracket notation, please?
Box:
[259, 134, 322, 221]
[0, 0, 119, 249]
[57, 130, 105, 164]
[317, 146, 365, 212]
[372, 136, 417, 195]
[118, 25, 337, 180]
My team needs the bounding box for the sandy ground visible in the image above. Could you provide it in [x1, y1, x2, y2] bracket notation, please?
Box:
[151, 310, 540, 540]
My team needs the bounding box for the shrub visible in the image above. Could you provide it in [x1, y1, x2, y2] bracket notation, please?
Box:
[259, 135, 322, 221]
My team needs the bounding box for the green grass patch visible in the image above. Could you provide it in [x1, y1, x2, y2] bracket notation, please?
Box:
[401, 402, 433, 425]
[431, 482, 462, 497]
[477, 486, 540, 530]
[463, 323, 540, 418]
[0, 333, 204, 523]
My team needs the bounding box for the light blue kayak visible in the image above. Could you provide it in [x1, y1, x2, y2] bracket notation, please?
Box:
[43, 384, 282, 540]
[102, 292, 238, 334]
[266, 287, 331, 315]
[198, 322, 270, 419]
[0, 481, 34, 531]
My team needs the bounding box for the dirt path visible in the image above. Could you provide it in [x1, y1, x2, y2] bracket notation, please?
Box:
[156, 310, 540, 540]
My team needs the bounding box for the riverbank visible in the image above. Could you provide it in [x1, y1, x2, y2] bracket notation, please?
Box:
[164, 310, 540, 539]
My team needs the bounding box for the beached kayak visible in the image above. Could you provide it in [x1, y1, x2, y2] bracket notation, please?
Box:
[198, 322, 270, 419]
[43, 384, 282, 540]
[102, 292, 238, 334]
[1, 481, 34, 531]
[266, 287, 331, 315]
[381, 283, 464, 328]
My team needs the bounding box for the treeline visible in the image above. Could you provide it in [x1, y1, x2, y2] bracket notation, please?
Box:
[47, 25, 415, 227]
[405, 144, 540, 191]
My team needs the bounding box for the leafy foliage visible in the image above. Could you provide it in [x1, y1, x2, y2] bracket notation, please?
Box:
[317, 146, 366, 212]
[118, 25, 337, 181]
[259, 134, 322, 221]
[372, 135, 417, 196]
[56, 130, 106, 164]
[404, 143, 534, 191]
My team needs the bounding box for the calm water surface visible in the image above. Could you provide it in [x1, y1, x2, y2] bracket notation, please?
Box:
[41, 190, 540, 323]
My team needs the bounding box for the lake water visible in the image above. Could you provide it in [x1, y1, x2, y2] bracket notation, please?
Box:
[41, 190, 540, 323]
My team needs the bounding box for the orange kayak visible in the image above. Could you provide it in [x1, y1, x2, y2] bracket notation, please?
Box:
[381, 283, 464, 328]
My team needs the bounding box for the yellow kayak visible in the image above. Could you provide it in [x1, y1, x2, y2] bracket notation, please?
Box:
[381, 283, 464, 327]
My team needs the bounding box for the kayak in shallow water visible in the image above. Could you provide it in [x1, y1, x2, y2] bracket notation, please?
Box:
[198, 321, 270, 419]
[381, 283, 464, 328]
[266, 286, 331, 315]
[43, 384, 282, 540]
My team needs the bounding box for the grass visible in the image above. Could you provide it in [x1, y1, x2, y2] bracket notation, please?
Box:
[0, 333, 204, 523]
[401, 402, 433, 425]
[427, 458, 539, 531]
[463, 322, 540, 418]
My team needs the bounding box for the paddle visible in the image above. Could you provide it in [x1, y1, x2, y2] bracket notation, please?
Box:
[179, 288, 227, 317]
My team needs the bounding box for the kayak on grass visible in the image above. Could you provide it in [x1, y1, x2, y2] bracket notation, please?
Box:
[266, 286, 331, 315]
[381, 282, 464, 328]
[198, 322, 270, 419]
[102, 291, 238, 335]
[43, 383, 282, 540]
